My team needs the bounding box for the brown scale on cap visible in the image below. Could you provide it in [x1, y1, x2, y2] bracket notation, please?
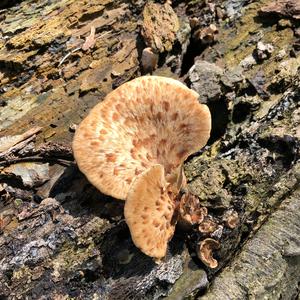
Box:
[73, 76, 211, 200]
[124, 165, 176, 259]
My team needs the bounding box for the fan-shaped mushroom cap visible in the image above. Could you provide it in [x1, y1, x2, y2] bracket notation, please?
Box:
[73, 76, 211, 200]
[124, 164, 176, 259]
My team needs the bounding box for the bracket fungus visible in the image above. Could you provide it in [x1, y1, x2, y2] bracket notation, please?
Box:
[73, 75, 211, 259]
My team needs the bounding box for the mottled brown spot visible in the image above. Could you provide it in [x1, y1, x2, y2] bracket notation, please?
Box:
[156, 200, 162, 206]
[141, 161, 148, 168]
[156, 112, 163, 122]
[100, 129, 107, 135]
[159, 139, 167, 147]
[179, 123, 187, 129]
[187, 102, 195, 110]
[120, 163, 126, 167]
[141, 214, 148, 220]
[136, 86, 142, 94]
[157, 206, 163, 212]
[171, 112, 179, 121]
[163, 101, 170, 112]
[137, 115, 145, 123]
[150, 103, 155, 113]
[153, 220, 160, 227]
[135, 168, 142, 176]
[130, 148, 138, 160]
[147, 239, 151, 246]
[144, 206, 150, 212]
[169, 143, 176, 151]
[90, 141, 100, 147]
[113, 167, 119, 176]
[163, 213, 170, 220]
[124, 116, 135, 127]
[115, 103, 122, 113]
[142, 137, 151, 146]
[112, 112, 119, 121]
[132, 139, 139, 147]
[106, 153, 117, 162]
[125, 178, 132, 184]
[184, 128, 190, 135]
[156, 149, 160, 157]
[146, 153, 153, 161]
[150, 134, 156, 139]
[159, 224, 165, 231]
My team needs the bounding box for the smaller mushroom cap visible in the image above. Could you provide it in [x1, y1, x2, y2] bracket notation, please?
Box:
[124, 164, 176, 259]
[198, 217, 218, 234]
[223, 210, 239, 229]
[198, 238, 220, 269]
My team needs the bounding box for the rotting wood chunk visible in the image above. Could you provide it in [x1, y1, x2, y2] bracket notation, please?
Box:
[260, 0, 300, 20]
[142, 1, 179, 53]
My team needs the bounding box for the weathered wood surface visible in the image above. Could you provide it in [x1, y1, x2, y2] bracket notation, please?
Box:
[0, 0, 299, 299]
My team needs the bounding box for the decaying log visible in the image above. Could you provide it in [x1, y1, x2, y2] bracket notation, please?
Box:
[0, 0, 299, 299]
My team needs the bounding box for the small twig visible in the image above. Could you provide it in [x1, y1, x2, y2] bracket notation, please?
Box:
[58, 46, 81, 67]
[0, 156, 74, 168]
[95, 30, 112, 41]
[0, 127, 43, 160]
[0, 135, 37, 160]
[0, 127, 42, 154]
